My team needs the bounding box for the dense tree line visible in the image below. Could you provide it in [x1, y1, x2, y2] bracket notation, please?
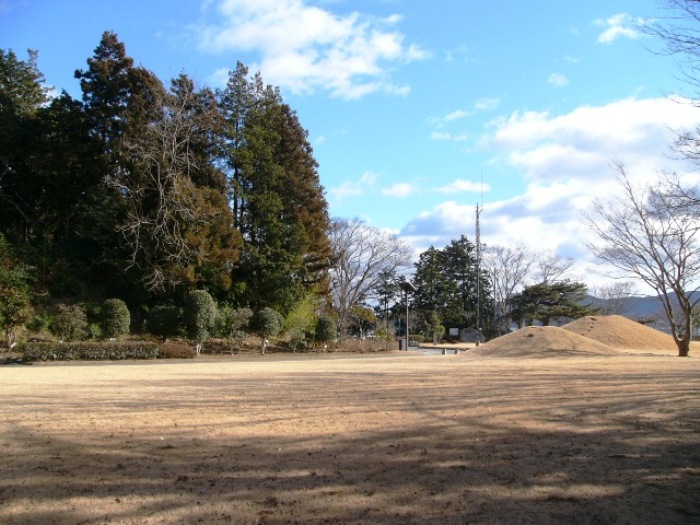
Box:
[0, 32, 331, 344]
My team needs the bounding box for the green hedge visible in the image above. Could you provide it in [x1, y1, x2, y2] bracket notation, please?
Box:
[20, 341, 159, 362]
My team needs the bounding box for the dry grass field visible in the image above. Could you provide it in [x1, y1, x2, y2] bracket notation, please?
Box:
[1, 316, 699, 524]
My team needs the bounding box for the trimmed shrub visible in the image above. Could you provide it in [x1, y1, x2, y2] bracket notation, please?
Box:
[315, 316, 337, 345]
[50, 304, 88, 341]
[101, 298, 131, 339]
[253, 307, 284, 354]
[20, 341, 158, 361]
[184, 290, 217, 354]
[148, 305, 182, 341]
[288, 327, 306, 352]
[216, 305, 253, 353]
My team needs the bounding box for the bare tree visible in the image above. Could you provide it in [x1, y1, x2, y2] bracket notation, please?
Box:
[482, 245, 535, 334]
[329, 218, 412, 339]
[106, 76, 236, 292]
[535, 252, 575, 284]
[644, 0, 700, 93]
[592, 281, 637, 315]
[585, 164, 700, 356]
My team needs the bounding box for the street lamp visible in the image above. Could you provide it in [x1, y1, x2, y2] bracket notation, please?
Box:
[399, 280, 417, 350]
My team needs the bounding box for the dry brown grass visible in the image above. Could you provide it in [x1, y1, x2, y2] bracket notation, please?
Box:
[1, 317, 699, 524]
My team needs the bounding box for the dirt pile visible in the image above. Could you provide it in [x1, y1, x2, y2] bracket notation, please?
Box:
[563, 315, 676, 354]
[471, 326, 617, 358]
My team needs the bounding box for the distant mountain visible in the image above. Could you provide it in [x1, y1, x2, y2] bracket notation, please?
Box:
[586, 292, 700, 333]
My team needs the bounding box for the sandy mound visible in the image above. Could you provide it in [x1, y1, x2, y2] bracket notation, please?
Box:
[471, 326, 617, 358]
[563, 315, 676, 354]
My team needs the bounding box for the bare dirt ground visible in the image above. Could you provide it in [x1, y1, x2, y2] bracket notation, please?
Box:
[2, 322, 700, 524]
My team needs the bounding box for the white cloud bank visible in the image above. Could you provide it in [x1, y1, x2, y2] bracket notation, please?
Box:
[197, 0, 430, 99]
[402, 96, 700, 282]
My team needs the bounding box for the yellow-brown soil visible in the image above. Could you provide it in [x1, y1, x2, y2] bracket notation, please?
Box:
[563, 315, 677, 354]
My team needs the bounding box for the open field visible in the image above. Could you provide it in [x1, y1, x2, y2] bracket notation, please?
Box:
[1, 350, 700, 524]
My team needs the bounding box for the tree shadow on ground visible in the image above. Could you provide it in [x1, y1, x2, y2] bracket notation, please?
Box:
[1, 358, 699, 524]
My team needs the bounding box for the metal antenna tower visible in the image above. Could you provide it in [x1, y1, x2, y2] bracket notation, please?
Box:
[475, 202, 481, 332]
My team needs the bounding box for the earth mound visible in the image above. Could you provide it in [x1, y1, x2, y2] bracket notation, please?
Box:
[563, 315, 676, 354]
[471, 326, 617, 358]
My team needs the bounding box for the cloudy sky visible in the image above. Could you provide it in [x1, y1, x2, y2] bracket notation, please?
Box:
[4, 0, 700, 288]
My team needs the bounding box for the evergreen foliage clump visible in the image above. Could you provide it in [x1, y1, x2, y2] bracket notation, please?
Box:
[314, 315, 337, 347]
[21, 341, 158, 361]
[184, 290, 217, 354]
[101, 298, 130, 339]
[148, 305, 182, 341]
[51, 304, 88, 342]
[254, 307, 284, 353]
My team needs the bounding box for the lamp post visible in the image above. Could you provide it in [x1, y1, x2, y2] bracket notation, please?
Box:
[399, 280, 417, 350]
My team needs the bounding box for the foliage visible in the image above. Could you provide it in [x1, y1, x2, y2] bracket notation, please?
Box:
[348, 304, 377, 338]
[509, 280, 595, 327]
[20, 341, 158, 361]
[101, 298, 130, 339]
[221, 63, 332, 314]
[427, 311, 445, 343]
[254, 307, 284, 337]
[0, 235, 33, 348]
[284, 294, 318, 342]
[412, 235, 493, 332]
[217, 305, 253, 353]
[147, 305, 182, 341]
[315, 315, 337, 345]
[50, 304, 88, 342]
[184, 290, 217, 354]
[254, 307, 284, 353]
[0, 34, 334, 338]
[288, 327, 306, 351]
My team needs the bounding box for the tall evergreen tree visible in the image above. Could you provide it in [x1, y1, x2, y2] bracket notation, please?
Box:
[219, 64, 331, 314]
[412, 236, 492, 333]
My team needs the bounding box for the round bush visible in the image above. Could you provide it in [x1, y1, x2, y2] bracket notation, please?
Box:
[315, 316, 337, 344]
[148, 305, 182, 340]
[254, 307, 284, 339]
[102, 298, 131, 339]
[184, 290, 217, 347]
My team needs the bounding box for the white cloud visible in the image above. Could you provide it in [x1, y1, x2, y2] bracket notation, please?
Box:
[596, 13, 644, 44]
[431, 131, 469, 142]
[474, 97, 500, 111]
[328, 170, 378, 201]
[436, 179, 491, 194]
[197, 0, 429, 99]
[381, 183, 415, 198]
[444, 109, 472, 122]
[401, 97, 700, 284]
[548, 72, 569, 88]
[480, 97, 700, 183]
[428, 98, 500, 139]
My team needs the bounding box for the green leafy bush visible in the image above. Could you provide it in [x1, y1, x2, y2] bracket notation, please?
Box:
[184, 290, 217, 354]
[253, 307, 284, 354]
[20, 341, 158, 361]
[315, 316, 337, 345]
[148, 305, 182, 340]
[216, 305, 253, 353]
[101, 298, 130, 339]
[50, 304, 88, 341]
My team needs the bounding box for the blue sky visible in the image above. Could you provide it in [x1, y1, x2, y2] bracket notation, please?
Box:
[3, 0, 700, 288]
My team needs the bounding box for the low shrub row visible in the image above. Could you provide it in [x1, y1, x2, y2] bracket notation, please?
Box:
[20, 341, 159, 362]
